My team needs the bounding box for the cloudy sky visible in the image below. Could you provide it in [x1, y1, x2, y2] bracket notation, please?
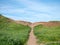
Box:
[0, 0, 60, 22]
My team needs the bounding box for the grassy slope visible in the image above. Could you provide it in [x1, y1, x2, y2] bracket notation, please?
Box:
[0, 14, 31, 45]
[34, 24, 60, 45]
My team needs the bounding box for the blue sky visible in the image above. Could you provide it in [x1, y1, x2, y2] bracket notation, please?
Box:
[0, 0, 60, 22]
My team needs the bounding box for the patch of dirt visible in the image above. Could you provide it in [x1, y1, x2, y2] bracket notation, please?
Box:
[27, 24, 38, 45]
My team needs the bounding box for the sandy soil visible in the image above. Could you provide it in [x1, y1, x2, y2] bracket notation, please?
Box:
[27, 27, 38, 45]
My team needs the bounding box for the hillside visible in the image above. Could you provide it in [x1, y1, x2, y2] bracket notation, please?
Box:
[0, 14, 60, 45]
[34, 21, 60, 45]
[0, 14, 14, 22]
[1, 14, 60, 27]
[0, 14, 31, 45]
[0, 14, 32, 26]
[33, 21, 60, 27]
[16, 20, 32, 27]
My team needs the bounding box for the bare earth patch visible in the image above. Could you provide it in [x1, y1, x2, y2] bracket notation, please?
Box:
[27, 27, 38, 45]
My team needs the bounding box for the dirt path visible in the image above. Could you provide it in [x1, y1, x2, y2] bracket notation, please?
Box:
[27, 27, 38, 45]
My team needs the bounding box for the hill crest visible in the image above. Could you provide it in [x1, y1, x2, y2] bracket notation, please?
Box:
[0, 14, 60, 27]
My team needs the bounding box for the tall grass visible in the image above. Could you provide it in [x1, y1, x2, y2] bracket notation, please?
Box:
[0, 15, 31, 45]
[34, 24, 60, 44]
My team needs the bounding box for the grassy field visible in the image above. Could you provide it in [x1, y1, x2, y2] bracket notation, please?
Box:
[34, 24, 60, 45]
[0, 15, 31, 45]
[46, 43, 60, 45]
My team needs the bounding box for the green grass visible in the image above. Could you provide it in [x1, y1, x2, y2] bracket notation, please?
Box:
[46, 43, 60, 45]
[0, 15, 31, 45]
[34, 24, 60, 44]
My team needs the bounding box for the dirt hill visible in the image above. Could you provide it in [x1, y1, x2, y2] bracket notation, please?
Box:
[33, 21, 60, 27]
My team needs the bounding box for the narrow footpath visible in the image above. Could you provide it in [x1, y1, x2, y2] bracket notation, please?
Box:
[27, 27, 38, 45]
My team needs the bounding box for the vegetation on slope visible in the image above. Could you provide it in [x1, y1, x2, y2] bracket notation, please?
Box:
[34, 24, 60, 45]
[46, 43, 60, 45]
[0, 14, 31, 45]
